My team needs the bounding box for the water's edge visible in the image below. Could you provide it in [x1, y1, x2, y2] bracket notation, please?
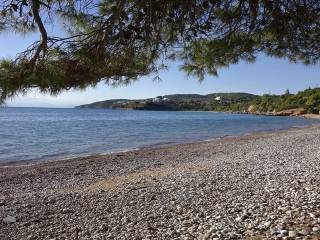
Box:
[2, 121, 319, 167]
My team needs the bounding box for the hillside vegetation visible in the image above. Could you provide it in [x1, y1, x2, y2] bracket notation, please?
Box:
[76, 88, 320, 115]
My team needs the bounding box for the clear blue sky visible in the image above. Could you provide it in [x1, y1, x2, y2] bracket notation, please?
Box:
[1, 31, 319, 108]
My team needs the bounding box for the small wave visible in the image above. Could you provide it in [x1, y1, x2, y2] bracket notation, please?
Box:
[139, 141, 178, 149]
[99, 148, 141, 156]
[40, 152, 69, 159]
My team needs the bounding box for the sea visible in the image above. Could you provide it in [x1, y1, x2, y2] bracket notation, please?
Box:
[0, 107, 318, 163]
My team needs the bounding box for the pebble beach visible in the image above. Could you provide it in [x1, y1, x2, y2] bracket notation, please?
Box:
[1, 124, 320, 239]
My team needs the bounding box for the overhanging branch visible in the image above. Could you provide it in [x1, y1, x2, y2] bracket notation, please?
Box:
[29, 0, 48, 67]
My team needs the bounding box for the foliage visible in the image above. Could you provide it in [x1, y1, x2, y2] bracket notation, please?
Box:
[252, 88, 320, 113]
[1, 0, 320, 102]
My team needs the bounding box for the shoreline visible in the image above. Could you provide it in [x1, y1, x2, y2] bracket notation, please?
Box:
[1, 121, 320, 168]
[1, 124, 320, 239]
[4, 106, 320, 119]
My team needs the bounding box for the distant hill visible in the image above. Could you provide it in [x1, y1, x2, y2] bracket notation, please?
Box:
[76, 99, 137, 109]
[75, 88, 320, 115]
[75, 92, 259, 111]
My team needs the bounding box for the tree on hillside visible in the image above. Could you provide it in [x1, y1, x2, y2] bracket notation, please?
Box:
[284, 89, 290, 95]
[305, 91, 320, 113]
[0, 0, 319, 103]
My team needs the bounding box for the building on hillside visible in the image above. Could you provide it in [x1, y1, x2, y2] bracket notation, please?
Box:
[152, 96, 169, 103]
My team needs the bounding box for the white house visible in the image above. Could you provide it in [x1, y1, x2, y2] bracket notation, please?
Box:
[153, 96, 162, 102]
[152, 96, 169, 103]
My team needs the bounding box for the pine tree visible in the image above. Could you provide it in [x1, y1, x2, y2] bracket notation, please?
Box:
[0, 0, 319, 103]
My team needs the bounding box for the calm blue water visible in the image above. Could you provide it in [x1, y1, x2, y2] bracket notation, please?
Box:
[0, 107, 318, 163]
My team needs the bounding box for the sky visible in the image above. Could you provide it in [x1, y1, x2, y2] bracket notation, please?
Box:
[0, 31, 319, 108]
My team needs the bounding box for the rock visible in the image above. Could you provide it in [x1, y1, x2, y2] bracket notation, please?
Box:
[309, 213, 316, 218]
[62, 208, 74, 214]
[3, 216, 16, 223]
[298, 229, 310, 236]
[312, 227, 320, 232]
[47, 198, 56, 204]
[288, 230, 297, 237]
[247, 105, 256, 113]
[279, 206, 290, 212]
[263, 221, 272, 228]
[276, 108, 307, 116]
[279, 229, 288, 236]
[26, 234, 36, 240]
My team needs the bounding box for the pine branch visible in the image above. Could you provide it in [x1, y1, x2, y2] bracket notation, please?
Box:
[29, 0, 48, 68]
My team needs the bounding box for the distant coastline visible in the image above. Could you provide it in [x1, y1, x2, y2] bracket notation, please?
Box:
[75, 88, 320, 117]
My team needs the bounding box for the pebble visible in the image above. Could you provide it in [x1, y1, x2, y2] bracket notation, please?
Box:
[3, 216, 16, 223]
[298, 229, 310, 236]
[288, 230, 297, 237]
[312, 227, 319, 232]
[1, 125, 320, 239]
[264, 221, 272, 228]
[279, 229, 288, 236]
